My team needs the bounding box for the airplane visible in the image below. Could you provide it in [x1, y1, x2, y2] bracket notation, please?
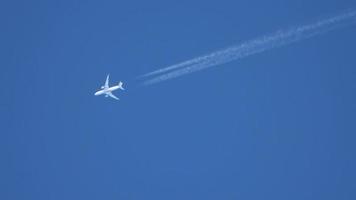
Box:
[94, 74, 124, 100]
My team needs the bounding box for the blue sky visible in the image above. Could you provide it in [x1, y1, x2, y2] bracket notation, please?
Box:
[1, 0, 356, 199]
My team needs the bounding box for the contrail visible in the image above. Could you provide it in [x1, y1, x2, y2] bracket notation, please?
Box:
[139, 9, 356, 85]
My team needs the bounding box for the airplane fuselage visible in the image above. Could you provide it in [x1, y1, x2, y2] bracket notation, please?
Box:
[95, 75, 124, 100]
[94, 85, 119, 96]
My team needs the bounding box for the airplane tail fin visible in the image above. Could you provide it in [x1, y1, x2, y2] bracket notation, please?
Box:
[118, 81, 125, 90]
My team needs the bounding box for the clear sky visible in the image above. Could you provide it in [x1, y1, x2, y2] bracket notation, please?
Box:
[1, 0, 356, 199]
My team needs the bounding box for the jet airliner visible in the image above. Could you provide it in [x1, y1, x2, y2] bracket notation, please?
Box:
[94, 74, 124, 100]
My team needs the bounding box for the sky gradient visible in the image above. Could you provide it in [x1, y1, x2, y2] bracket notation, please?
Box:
[2, 0, 356, 199]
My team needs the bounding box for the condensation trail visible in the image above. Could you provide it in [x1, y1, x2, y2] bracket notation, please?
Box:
[140, 9, 356, 85]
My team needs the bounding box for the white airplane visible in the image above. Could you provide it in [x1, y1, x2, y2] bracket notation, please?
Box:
[94, 74, 124, 100]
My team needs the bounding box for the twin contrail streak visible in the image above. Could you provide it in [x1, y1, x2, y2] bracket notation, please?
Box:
[139, 9, 356, 85]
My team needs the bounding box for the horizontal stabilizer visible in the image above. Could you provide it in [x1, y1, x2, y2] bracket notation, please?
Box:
[118, 81, 125, 90]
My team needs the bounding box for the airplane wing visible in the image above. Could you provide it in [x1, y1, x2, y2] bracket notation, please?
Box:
[108, 92, 119, 100]
[104, 74, 110, 88]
